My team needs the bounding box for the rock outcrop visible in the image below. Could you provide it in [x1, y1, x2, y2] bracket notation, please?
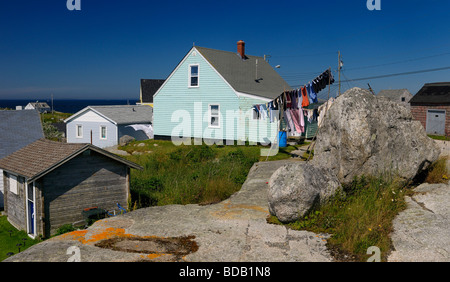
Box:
[268, 162, 341, 223]
[312, 87, 440, 184]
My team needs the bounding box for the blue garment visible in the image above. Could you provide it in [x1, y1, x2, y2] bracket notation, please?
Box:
[309, 82, 318, 103]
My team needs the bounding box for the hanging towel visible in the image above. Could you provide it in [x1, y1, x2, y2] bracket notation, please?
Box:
[290, 109, 303, 133]
[301, 86, 310, 108]
[309, 81, 318, 103]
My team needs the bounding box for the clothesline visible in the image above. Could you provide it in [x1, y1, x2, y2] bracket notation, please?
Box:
[252, 68, 335, 135]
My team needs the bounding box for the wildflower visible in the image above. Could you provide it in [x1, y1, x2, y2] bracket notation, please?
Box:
[368, 228, 372, 231]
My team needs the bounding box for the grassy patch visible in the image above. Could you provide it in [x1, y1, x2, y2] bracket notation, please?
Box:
[424, 157, 449, 184]
[0, 215, 41, 261]
[120, 140, 290, 208]
[268, 173, 410, 261]
[428, 134, 450, 141]
[268, 157, 450, 261]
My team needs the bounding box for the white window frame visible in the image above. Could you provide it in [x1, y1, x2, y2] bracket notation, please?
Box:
[208, 104, 220, 128]
[100, 125, 107, 140]
[188, 64, 199, 88]
[76, 124, 83, 138]
[9, 174, 18, 195]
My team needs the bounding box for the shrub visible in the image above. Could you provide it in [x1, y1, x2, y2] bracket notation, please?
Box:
[55, 224, 76, 236]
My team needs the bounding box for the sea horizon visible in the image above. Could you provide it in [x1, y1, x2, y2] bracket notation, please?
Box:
[0, 98, 141, 114]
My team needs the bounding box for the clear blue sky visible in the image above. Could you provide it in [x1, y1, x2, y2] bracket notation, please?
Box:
[1, 0, 450, 100]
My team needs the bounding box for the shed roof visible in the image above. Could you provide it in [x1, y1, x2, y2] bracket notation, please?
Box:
[0, 138, 142, 182]
[409, 82, 450, 104]
[65, 105, 153, 124]
[195, 46, 292, 100]
[140, 79, 165, 103]
[0, 110, 44, 159]
[377, 89, 412, 100]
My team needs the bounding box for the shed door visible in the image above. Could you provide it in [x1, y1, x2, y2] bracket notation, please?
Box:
[27, 182, 35, 236]
[426, 109, 446, 135]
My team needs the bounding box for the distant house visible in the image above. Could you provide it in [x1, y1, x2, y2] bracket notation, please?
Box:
[25, 101, 51, 113]
[409, 82, 450, 136]
[377, 89, 413, 107]
[0, 110, 44, 209]
[64, 105, 153, 148]
[139, 79, 165, 107]
[0, 138, 142, 238]
[153, 40, 291, 143]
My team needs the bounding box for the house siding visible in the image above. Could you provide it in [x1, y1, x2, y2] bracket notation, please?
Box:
[411, 104, 450, 136]
[4, 173, 26, 231]
[66, 110, 118, 148]
[154, 48, 277, 143]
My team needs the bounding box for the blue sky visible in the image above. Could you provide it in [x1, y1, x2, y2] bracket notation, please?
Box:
[1, 0, 449, 100]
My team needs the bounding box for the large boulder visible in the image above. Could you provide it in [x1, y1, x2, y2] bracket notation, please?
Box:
[268, 162, 341, 223]
[312, 87, 440, 184]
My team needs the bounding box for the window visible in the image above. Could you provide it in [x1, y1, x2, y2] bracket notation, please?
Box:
[189, 64, 199, 87]
[9, 174, 18, 195]
[76, 125, 83, 138]
[401, 97, 406, 102]
[209, 104, 220, 128]
[100, 126, 107, 139]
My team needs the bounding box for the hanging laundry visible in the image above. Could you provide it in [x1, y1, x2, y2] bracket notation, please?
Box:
[301, 86, 309, 108]
[309, 81, 318, 103]
[290, 108, 304, 133]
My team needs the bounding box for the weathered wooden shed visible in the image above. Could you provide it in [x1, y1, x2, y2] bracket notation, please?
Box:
[0, 138, 142, 238]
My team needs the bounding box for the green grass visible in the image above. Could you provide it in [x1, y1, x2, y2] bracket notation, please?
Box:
[0, 215, 41, 261]
[119, 140, 299, 208]
[428, 134, 450, 141]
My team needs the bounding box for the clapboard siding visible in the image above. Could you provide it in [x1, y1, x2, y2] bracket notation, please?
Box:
[154, 48, 239, 141]
[41, 151, 128, 236]
[238, 96, 278, 143]
[4, 173, 26, 230]
[66, 110, 118, 148]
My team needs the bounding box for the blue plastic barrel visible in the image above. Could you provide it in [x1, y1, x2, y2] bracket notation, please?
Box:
[278, 131, 287, 148]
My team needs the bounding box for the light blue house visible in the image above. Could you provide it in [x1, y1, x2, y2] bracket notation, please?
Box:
[153, 41, 292, 144]
[64, 105, 153, 148]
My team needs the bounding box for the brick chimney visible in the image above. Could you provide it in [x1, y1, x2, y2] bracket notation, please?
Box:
[237, 40, 245, 59]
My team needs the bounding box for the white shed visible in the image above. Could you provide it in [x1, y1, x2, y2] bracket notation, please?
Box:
[64, 105, 153, 148]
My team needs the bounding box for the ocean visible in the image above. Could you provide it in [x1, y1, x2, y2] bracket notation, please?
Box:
[0, 99, 140, 114]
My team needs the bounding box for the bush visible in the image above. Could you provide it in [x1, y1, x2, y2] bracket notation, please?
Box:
[55, 224, 76, 236]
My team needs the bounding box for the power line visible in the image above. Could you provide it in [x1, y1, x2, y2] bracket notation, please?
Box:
[339, 66, 450, 83]
[344, 51, 450, 71]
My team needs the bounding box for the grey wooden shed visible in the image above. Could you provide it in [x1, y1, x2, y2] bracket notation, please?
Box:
[0, 139, 142, 238]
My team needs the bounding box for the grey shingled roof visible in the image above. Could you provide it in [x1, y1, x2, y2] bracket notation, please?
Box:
[0, 138, 142, 182]
[66, 105, 153, 124]
[0, 110, 44, 159]
[409, 82, 450, 104]
[377, 89, 412, 100]
[195, 46, 292, 99]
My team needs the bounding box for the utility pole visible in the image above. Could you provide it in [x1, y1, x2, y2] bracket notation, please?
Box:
[338, 51, 341, 96]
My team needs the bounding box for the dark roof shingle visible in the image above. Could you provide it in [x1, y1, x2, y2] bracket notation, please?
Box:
[409, 82, 450, 104]
[0, 110, 44, 159]
[195, 46, 292, 99]
[141, 79, 165, 103]
[0, 139, 142, 182]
